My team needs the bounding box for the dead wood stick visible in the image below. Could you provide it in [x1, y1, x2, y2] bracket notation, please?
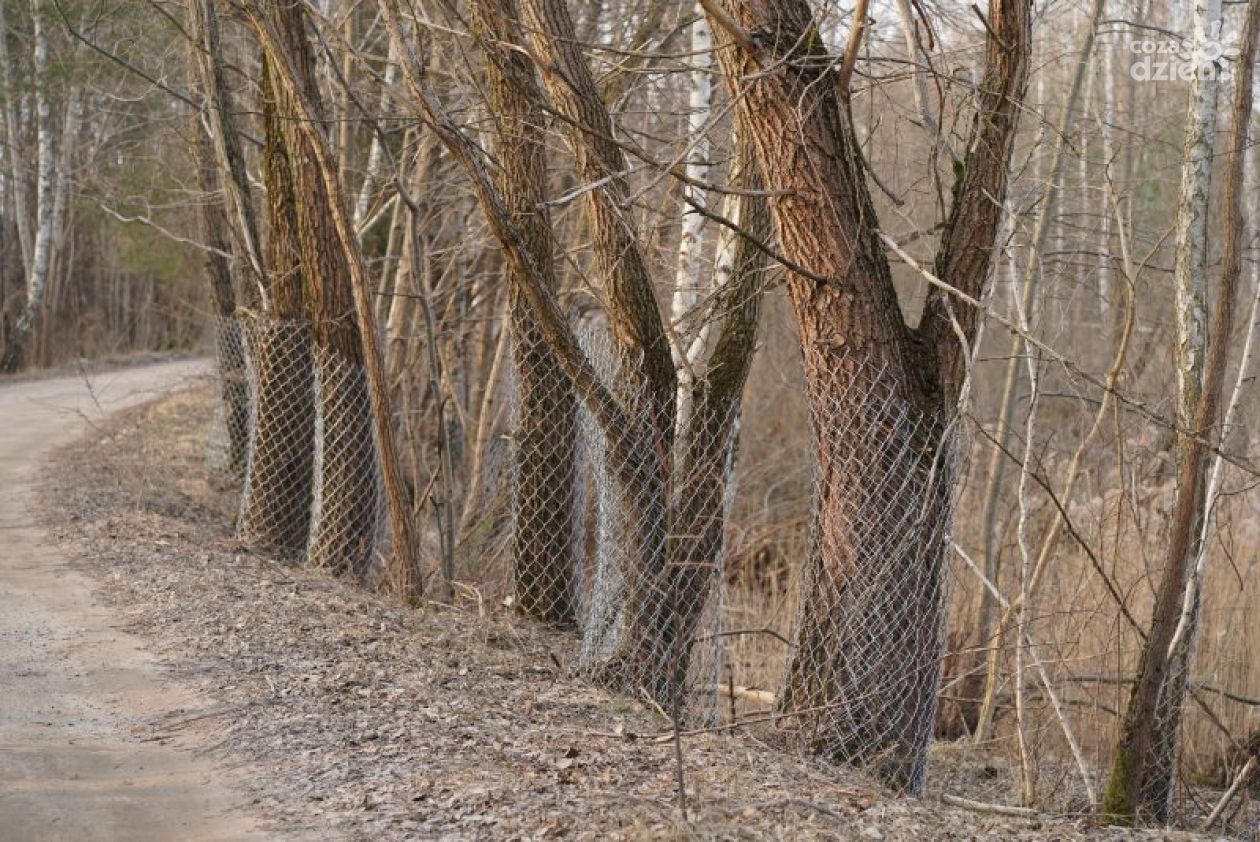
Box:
[941, 793, 1040, 818]
[711, 683, 777, 706]
[1202, 755, 1257, 831]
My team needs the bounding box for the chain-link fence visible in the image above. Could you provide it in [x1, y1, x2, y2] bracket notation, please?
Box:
[206, 314, 250, 478]
[488, 322, 739, 722]
[504, 329, 957, 780]
[233, 316, 383, 576]
[238, 317, 315, 556]
[308, 343, 384, 578]
[776, 357, 958, 794]
[199, 301, 1260, 825]
[208, 314, 962, 793]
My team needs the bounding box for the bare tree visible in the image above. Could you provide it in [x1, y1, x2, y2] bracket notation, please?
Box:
[1102, 0, 1260, 824]
[2, 0, 76, 372]
[470, 0, 579, 625]
[238, 43, 317, 554]
[702, 0, 1031, 791]
[189, 0, 266, 304]
[246, 0, 422, 597]
[380, 0, 768, 707]
[255, 0, 378, 574]
[187, 0, 248, 477]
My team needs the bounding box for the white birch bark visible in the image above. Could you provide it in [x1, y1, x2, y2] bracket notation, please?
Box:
[354, 43, 399, 234]
[669, 4, 713, 419]
[1097, 1, 1115, 322]
[0, 0, 31, 275]
[5, 0, 55, 364]
[1171, 0, 1221, 434]
[1169, 83, 1260, 670]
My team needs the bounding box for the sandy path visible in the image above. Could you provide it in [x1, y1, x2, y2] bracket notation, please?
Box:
[0, 360, 267, 842]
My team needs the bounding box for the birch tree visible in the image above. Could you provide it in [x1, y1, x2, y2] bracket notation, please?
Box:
[670, 3, 715, 423]
[1103, 0, 1260, 823]
[1, 0, 74, 372]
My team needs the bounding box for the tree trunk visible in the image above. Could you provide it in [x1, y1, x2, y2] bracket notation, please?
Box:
[239, 317, 315, 552]
[0, 0, 31, 278]
[1102, 0, 1258, 824]
[704, 0, 1029, 792]
[265, 0, 378, 576]
[670, 3, 715, 423]
[238, 53, 315, 554]
[250, 0, 423, 597]
[509, 305, 578, 622]
[381, 0, 765, 707]
[187, 1, 248, 477]
[517, 0, 678, 692]
[657, 140, 770, 708]
[780, 352, 955, 792]
[709, 0, 940, 790]
[190, 0, 265, 306]
[210, 313, 250, 477]
[2, 0, 54, 372]
[471, 0, 579, 626]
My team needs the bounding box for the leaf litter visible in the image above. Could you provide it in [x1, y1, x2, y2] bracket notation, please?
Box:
[36, 387, 1212, 841]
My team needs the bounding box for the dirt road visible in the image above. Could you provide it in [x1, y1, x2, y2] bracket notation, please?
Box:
[0, 360, 266, 842]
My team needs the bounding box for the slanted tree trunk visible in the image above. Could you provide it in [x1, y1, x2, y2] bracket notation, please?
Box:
[704, 0, 1030, 792]
[196, 132, 250, 477]
[471, 0, 579, 626]
[517, 0, 679, 694]
[261, 0, 378, 576]
[189, 0, 265, 303]
[187, 1, 247, 477]
[248, 0, 422, 597]
[239, 51, 316, 554]
[1102, 0, 1259, 824]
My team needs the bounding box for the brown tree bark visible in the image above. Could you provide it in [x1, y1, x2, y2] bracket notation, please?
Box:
[380, 0, 766, 705]
[186, 0, 247, 477]
[238, 52, 316, 555]
[515, 0, 679, 697]
[260, 0, 378, 576]
[517, 0, 677, 420]
[471, 0, 579, 626]
[248, 0, 422, 599]
[189, 0, 265, 306]
[703, 0, 1030, 791]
